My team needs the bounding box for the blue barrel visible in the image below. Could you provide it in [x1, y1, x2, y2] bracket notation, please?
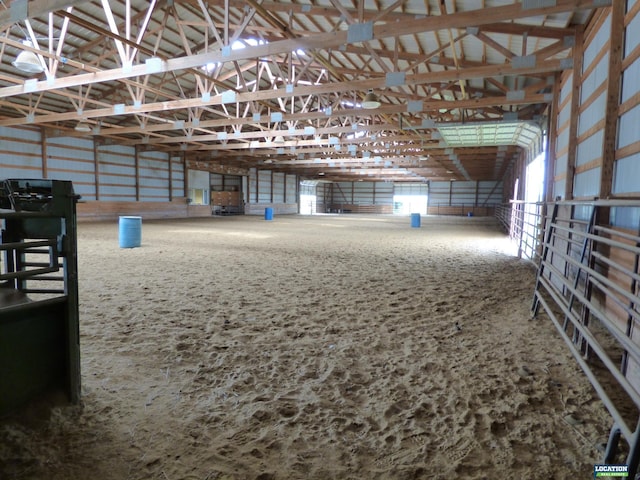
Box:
[119, 216, 142, 248]
[265, 207, 274, 221]
[411, 213, 421, 228]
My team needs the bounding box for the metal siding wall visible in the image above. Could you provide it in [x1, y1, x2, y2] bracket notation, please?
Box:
[556, 127, 570, 154]
[257, 170, 271, 203]
[576, 130, 604, 167]
[580, 53, 609, 102]
[560, 72, 573, 103]
[618, 104, 640, 149]
[249, 168, 258, 203]
[571, 10, 610, 199]
[352, 181, 374, 204]
[98, 144, 136, 201]
[272, 172, 285, 203]
[285, 174, 297, 204]
[333, 182, 353, 203]
[393, 183, 428, 196]
[451, 181, 476, 205]
[613, 154, 640, 194]
[47, 136, 96, 200]
[554, 179, 566, 200]
[553, 71, 573, 200]
[614, 3, 640, 198]
[0, 126, 42, 178]
[573, 167, 601, 198]
[478, 181, 503, 205]
[625, 0, 640, 56]
[428, 181, 451, 205]
[211, 173, 224, 191]
[583, 14, 611, 68]
[374, 182, 394, 205]
[578, 92, 606, 136]
[139, 151, 169, 201]
[171, 157, 185, 198]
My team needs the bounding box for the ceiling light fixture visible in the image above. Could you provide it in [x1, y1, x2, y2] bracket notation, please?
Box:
[362, 89, 381, 109]
[74, 121, 92, 133]
[273, 135, 285, 144]
[12, 41, 45, 74]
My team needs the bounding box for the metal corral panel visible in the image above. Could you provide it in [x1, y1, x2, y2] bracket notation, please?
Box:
[573, 167, 601, 198]
[272, 172, 285, 203]
[285, 174, 297, 204]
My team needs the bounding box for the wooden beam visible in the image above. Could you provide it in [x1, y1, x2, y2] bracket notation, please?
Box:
[0, 0, 607, 99]
[564, 27, 583, 200]
[134, 144, 140, 201]
[546, 73, 560, 202]
[0, 61, 561, 127]
[600, 3, 624, 200]
[40, 126, 48, 177]
[93, 139, 100, 201]
[0, 0, 89, 29]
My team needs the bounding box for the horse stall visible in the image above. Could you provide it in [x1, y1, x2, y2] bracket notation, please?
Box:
[0, 179, 81, 415]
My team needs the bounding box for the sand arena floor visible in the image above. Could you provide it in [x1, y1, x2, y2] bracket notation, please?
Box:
[0, 214, 612, 479]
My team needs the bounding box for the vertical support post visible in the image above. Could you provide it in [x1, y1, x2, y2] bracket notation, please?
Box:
[93, 139, 100, 201]
[134, 145, 140, 201]
[41, 127, 48, 178]
[565, 26, 584, 200]
[283, 174, 287, 204]
[182, 154, 187, 202]
[168, 154, 173, 202]
[545, 73, 560, 203]
[600, 0, 625, 204]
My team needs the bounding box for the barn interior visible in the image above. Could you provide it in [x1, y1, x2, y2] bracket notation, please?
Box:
[1, 1, 640, 479]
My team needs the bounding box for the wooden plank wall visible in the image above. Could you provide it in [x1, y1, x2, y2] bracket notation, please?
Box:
[77, 200, 210, 222]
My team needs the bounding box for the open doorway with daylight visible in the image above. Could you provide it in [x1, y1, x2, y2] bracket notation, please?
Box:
[300, 180, 318, 215]
[393, 183, 428, 215]
[519, 151, 546, 259]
